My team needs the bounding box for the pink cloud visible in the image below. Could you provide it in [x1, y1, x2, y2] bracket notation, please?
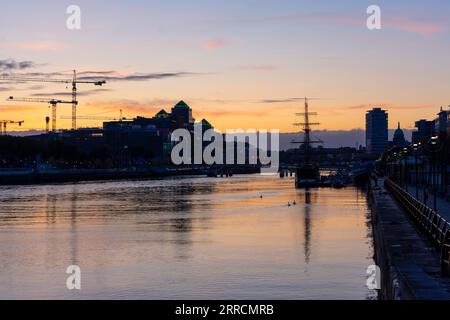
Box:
[239, 13, 446, 36]
[239, 65, 277, 72]
[384, 17, 445, 36]
[307, 14, 445, 36]
[202, 39, 226, 49]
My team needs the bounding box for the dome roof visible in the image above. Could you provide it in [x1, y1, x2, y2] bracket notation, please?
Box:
[393, 122, 406, 147]
[394, 122, 404, 138]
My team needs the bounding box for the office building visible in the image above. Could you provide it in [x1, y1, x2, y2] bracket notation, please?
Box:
[366, 107, 388, 156]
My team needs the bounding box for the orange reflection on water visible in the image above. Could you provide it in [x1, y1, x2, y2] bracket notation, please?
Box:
[0, 175, 375, 299]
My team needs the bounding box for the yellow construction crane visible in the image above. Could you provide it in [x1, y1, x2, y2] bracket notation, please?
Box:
[0, 120, 24, 135]
[0, 70, 106, 130]
[7, 96, 73, 132]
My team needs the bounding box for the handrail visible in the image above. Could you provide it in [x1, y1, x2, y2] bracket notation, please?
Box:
[384, 178, 450, 276]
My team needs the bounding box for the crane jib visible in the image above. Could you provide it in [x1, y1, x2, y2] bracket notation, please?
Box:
[0, 70, 106, 131]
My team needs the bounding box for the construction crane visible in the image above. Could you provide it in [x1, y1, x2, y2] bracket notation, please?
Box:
[60, 109, 128, 122]
[60, 115, 127, 121]
[0, 120, 24, 135]
[7, 96, 73, 132]
[0, 70, 106, 130]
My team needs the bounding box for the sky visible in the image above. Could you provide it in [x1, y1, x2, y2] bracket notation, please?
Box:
[0, 0, 449, 133]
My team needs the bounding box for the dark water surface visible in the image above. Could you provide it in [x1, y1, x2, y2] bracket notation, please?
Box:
[0, 174, 376, 299]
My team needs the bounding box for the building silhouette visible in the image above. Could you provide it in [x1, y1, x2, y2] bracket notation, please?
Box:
[171, 100, 195, 129]
[434, 107, 450, 135]
[366, 107, 388, 156]
[392, 122, 406, 148]
[102, 100, 205, 161]
[411, 107, 449, 143]
[412, 119, 435, 143]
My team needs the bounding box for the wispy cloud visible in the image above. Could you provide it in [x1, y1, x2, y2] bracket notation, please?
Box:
[1, 71, 66, 78]
[237, 12, 446, 36]
[343, 103, 438, 110]
[31, 88, 112, 97]
[77, 70, 120, 76]
[384, 16, 445, 36]
[78, 72, 199, 82]
[239, 65, 277, 72]
[258, 98, 304, 104]
[201, 109, 268, 118]
[2, 70, 202, 82]
[202, 39, 226, 49]
[257, 97, 327, 104]
[0, 59, 38, 71]
[84, 99, 179, 116]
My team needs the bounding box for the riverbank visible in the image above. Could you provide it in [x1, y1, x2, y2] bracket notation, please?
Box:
[0, 165, 260, 185]
[369, 176, 450, 299]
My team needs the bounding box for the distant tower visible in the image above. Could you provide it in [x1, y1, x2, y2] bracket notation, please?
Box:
[393, 121, 406, 148]
[366, 107, 388, 156]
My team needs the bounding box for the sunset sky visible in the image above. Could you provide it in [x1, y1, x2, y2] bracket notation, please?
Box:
[1, 0, 449, 132]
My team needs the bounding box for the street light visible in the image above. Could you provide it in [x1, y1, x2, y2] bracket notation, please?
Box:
[427, 135, 441, 212]
[413, 143, 419, 199]
[403, 147, 409, 192]
[393, 152, 398, 182]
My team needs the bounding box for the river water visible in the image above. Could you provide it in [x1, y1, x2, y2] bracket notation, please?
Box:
[0, 174, 376, 299]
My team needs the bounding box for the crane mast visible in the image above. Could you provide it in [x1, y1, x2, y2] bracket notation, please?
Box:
[7, 96, 73, 132]
[72, 70, 77, 130]
[0, 120, 24, 135]
[0, 70, 106, 130]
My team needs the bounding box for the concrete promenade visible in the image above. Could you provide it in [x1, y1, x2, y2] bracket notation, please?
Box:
[404, 184, 450, 218]
[370, 177, 450, 299]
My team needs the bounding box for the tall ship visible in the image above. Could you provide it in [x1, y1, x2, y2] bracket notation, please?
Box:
[293, 98, 322, 188]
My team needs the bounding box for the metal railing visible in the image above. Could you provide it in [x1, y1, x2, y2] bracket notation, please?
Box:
[384, 178, 450, 276]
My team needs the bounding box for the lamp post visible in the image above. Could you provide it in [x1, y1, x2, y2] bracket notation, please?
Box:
[413, 143, 419, 199]
[403, 147, 409, 193]
[393, 152, 398, 182]
[429, 135, 440, 212]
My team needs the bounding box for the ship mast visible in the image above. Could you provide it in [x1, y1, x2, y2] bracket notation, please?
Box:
[292, 97, 321, 166]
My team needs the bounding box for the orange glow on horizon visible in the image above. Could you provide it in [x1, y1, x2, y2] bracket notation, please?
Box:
[2, 100, 444, 133]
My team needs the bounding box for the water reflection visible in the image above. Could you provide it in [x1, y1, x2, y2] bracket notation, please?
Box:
[303, 189, 312, 265]
[70, 185, 79, 266]
[45, 191, 57, 224]
[0, 175, 376, 299]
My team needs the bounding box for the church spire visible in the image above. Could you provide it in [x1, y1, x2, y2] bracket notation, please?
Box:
[397, 121, 400, 129]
